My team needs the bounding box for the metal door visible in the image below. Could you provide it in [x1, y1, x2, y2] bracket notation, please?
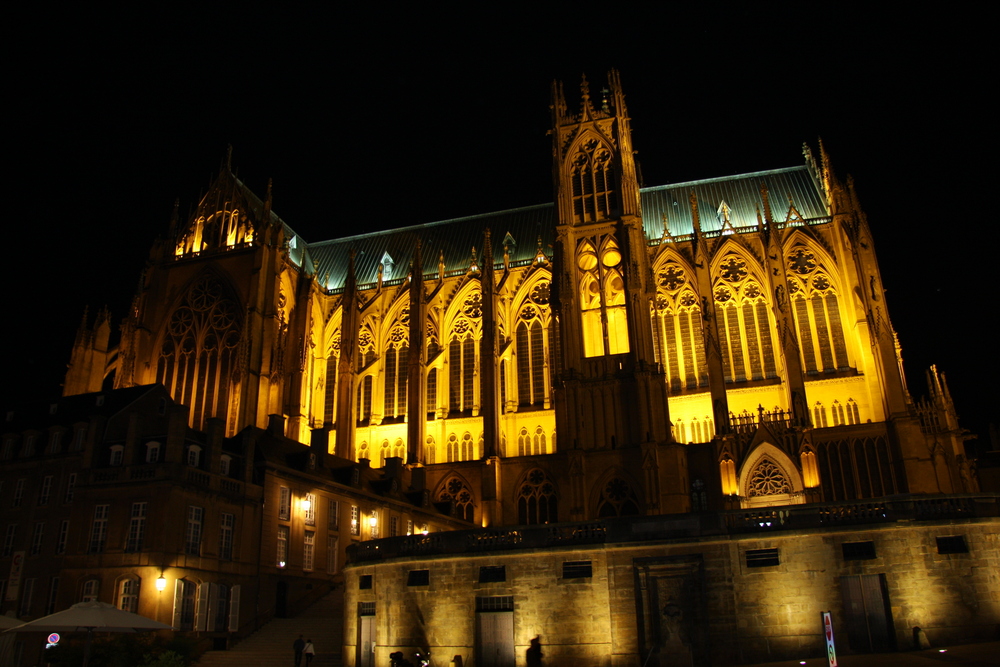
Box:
[476, 611, 514, 667]
[358, 614, 376, 667]
[840, 574, 895, 653]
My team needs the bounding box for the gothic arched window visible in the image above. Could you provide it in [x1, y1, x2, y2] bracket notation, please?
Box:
[570, 137, 617, 223]
[460, 432, 474, 460]
[383, 324, 409, 421]
[713, 254, 777, 383]
[651, 261, 708, 391]
[356, 376, 373, 425]
[517, 469, 558, 524]
[437, 477, 475, 523]
[690, 479, 708, 512]
[533, 426, 547, 455]
[578, 236, 630, 357]
[786, 247, 850, 373]
[813, 402, 828, 428]
[323, 334, 339, 426]
[448, 301, 478, 415]
[156, 275, 241, 432]
[516, 313, 545, 407]
[596, 476, 640, 517]
[446, 434, 458, 462]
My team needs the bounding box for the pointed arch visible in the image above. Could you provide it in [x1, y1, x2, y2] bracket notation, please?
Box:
[155, 269, 243, 433]
[566, 131, 618, 223]
[433, 473, 476, 523]
[710, 242, 777, 383]
[442, 280, 482, 415]
[738, 442, 805, 508]
[591, 469, 642, 518]
[515, 468, 559, 524]
[381, 295, 410, 422]
[784, 235, 851, 373]
[651, 250, 707, 390]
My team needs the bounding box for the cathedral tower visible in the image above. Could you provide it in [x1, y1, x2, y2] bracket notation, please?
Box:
[550, 72, 684, 511]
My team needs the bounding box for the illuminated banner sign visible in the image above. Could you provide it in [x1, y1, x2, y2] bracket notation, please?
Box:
[822, 611, 838, 667]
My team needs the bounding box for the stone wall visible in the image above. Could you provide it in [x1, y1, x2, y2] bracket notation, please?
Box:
[343, 513, 1000, 666]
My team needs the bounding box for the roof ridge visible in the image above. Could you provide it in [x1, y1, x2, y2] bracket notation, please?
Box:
[306, 202, 555, 247]
[640, 165, 806, 192]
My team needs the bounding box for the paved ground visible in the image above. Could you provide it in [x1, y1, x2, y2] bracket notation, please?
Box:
[728, 641, 999, 667]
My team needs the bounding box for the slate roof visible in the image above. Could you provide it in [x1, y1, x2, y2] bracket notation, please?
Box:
[285, 164, 829, 292]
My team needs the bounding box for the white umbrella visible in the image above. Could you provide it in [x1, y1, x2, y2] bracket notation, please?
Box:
[3, 601, 172, 666]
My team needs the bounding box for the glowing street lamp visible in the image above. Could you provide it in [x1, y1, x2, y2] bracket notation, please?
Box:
[155, 575, 167, 592]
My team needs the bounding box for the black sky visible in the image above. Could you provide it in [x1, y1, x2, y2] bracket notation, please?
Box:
[5, 6, 995, 444]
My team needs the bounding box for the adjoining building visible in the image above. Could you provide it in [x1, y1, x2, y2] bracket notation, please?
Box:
[4, 71, 995, 666]
[0, 386, 469, 665]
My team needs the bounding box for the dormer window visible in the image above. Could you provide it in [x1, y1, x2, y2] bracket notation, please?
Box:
[109, 445, 124, 467]
[220, 454, 232, 477]
[24, 434, 37, 457]
[145, 442, 161, 464]
[187, 445, 202, 467]
[47, 431, 63, 454]
[379, 251, 395, 278]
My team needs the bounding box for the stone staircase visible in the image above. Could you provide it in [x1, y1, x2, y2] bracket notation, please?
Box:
[195, 588, 343, 667]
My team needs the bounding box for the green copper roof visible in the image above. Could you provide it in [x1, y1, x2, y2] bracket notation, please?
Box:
[299, 164, 828, 291]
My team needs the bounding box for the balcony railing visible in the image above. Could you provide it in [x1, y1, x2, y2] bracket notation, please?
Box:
[347, 494, 999, 563]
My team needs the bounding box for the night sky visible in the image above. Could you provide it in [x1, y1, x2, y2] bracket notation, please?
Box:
[6, 6, 994, 446]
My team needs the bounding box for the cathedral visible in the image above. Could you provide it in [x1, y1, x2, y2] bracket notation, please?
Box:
[64, 71, 974, 519]
[40, 71, 995, 666]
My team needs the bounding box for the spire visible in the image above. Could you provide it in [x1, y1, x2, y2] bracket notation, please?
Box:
[264, 178, 274, 223]
[75, 306, 90, 346]
[818, 137, 834, 191]
[469, 245, 479, 273]
[406, 239, 426, 465]
[534, 234, 547, 265]
[550, 79, 567, 124]
[608, 68, 627, 118]
[759, 182, 774, 226]
[660, 213, 674, 244]
[579, 73, 596, 120]
[168, 197, 180, 237]
[689, 190, 702, 235]
[345, 248, 357, 293]
[225, 144, 233, 172]
[484, 228, 493, 271]
[438, 249, 446, 282]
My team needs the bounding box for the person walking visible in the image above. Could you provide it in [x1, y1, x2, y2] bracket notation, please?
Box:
[293, 635, 306, 666]
[304, 639, 316, 666]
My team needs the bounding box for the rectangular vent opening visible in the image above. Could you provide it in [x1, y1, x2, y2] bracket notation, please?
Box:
[745, 547, 780, 568]
[562, 560, 593, 579]
[841, 541, 877, 560]
[407, 569, 430, 586]
[478, 565, 507, 583]
[936, 535, 969, 554]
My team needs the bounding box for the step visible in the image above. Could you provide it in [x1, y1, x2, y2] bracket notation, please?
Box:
[196, 589, 343, 667]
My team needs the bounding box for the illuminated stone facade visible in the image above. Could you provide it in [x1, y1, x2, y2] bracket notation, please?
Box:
[51, 71, 991, 664]
[344, 504, 1000, 666]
